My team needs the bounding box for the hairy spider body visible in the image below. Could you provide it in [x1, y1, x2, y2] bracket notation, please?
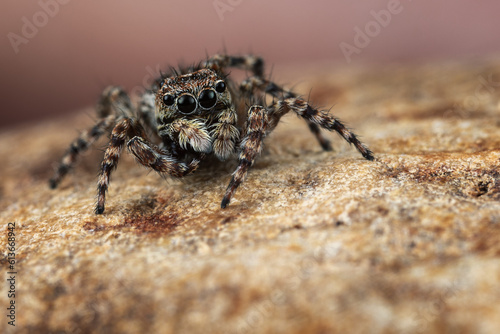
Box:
[50, 54, 374, 214]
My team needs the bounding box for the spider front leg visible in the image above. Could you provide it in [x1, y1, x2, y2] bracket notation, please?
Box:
[127, 137, 201, 178]
[96, 118, 202, 214]
[95, 117, 146, 214]
[239, 76, 333, 152]
[221, 105, 268, 208]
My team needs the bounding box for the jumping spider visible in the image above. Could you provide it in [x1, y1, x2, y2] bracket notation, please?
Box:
[50, 54, 374, 214]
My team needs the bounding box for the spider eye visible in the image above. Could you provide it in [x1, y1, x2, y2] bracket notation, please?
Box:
[198, 89, 217, 109]
[163, 94, 175, 106]
[177, 94, 197, 114]
[215, 81, 226, 93]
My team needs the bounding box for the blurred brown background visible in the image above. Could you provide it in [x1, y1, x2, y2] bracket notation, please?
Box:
[1, 0, 499, 128]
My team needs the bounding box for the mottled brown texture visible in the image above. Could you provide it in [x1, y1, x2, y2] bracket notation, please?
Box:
[1, 59, 500, 334]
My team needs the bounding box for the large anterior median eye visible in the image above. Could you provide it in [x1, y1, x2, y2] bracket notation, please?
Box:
[177, 94, 197, 114]
[198, 89, 217, 109]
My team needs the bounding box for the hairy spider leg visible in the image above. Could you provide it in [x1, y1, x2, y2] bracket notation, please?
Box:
[96, 118, 200, 214]
[137, 91, 160, 140]
[49, 86, 132, 188]
[127, 137, 201, 177]
[203, 54, 264, 77]
[221, 95, 374, 208]
[274, 97, 374, 160]
[222, 105, 268, 208]
[95, 117, 144, 214]
[240, 76, 337, 152]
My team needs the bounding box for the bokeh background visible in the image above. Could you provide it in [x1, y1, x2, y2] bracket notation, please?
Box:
[1, 0, 500, 128]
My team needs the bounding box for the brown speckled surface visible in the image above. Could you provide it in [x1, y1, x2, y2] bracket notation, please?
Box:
[1, 59, 500, 334]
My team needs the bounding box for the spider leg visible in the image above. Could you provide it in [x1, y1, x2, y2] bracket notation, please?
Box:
[203, 54, 264, 77]
[221, 105, 268, 208]
[273, 97, 374, 160]
[240, 77, 293, 98]
[97, 115, 202, 214]
[95, 117, 146, 214]
[239, 77, 333, 151]
[49, 86, 131, 188]
[222, 97, 373, 208]
[97, 86, 134, 118]
[127, 137, 201, 177]
[137, 91, 159, 134]
[210, 105, 240, 160]
[306, 122, 333, 151]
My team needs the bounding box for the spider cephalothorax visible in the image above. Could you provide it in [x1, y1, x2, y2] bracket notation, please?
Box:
[155, 68, 239, 160]
[50, 54, 374, 214]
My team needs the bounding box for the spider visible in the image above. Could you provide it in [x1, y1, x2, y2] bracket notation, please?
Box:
[49, 54, 374, 214]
